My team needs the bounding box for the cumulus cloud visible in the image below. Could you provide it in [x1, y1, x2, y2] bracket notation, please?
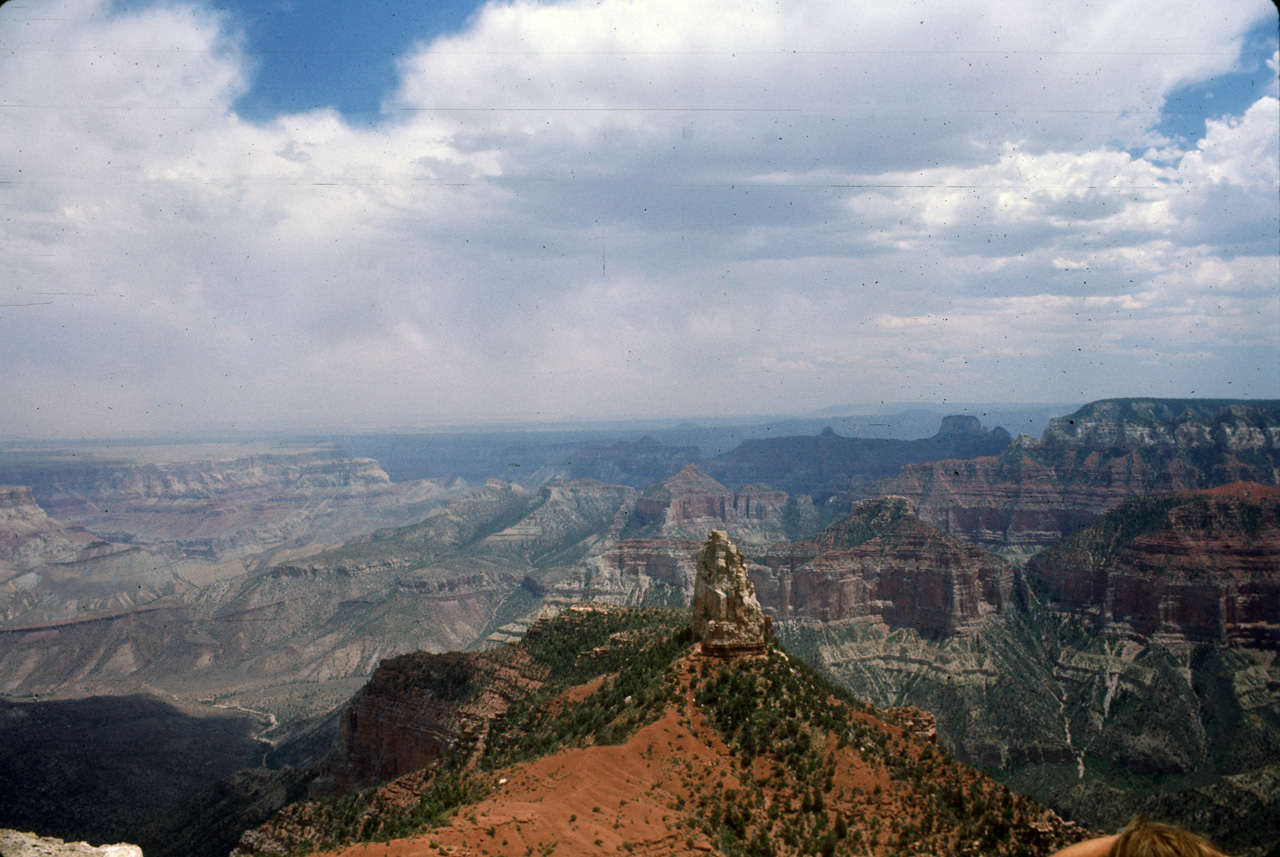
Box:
[0, 0, 1275, 437]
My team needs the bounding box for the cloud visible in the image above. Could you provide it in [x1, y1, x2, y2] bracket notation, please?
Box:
[0, 0, 1275, 437]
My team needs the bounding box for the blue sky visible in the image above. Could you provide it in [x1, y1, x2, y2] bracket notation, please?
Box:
[0, 0, 1276, 438]
[206, 0, 483, 120]
[1152, 21, 1279, 143]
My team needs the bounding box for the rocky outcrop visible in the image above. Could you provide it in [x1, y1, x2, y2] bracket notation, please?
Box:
[886, 399, 1280, 556]
[0, 830, 141, 857]
[311, 646, 543, 797]
[757, 496, 1011, 636]
[1029, 482, 1280, 646]
[691, 530, 767, 655]
[312, 652, 479, 796]
[633, 465, 787, 545]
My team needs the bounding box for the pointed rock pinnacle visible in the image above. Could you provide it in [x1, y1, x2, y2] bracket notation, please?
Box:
[691, 530, 767, 656]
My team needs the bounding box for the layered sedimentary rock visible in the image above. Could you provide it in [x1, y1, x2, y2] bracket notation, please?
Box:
[0, 479, 548, 709]
[1029, 482, 1280, 646]
[757, 496, 1011, 635]
[596, 538, 700, 590]
[633, 465, 787, 545]
[886, 399, 1280, 556]
[312, 651, 495, 796]
[478, 479, 635, 562]
[1039, 399, 1280, 452]
[5, 450, 458, 562]
[0, 486, 114, 571]
[691, 530, 767, 655]
[773, 607, 1280, 855]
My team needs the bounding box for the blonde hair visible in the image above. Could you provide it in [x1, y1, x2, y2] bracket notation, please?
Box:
[1110, 818, 1225, 857]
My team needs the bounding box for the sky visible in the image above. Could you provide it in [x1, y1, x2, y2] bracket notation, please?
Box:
[1, 0, 1277, 439]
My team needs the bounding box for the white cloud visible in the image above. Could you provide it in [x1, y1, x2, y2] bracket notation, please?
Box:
[0, 0, 1276, 437]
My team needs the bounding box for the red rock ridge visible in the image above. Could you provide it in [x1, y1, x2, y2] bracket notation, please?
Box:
[755, 497, 1012, 636]
[312, 648, 541, 797]
[1029, 483, 1280, 646]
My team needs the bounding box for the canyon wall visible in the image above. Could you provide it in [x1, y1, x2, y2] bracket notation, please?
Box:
[756, 496, 1011, 636]
[0, 485, 113, 571]
[632, 465, 788, 545]
[1028, 482, 1280, 647]
[886, 400, 1280, 556]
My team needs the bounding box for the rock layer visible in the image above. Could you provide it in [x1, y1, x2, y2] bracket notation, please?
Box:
[633, 465, 787, 545]
[886, 400, 1280, 556]
[313, 652, 480, 796]
[690, 530, 767, 655]
[4, 451, 458, 563]
[1029, 482, 1280, 646]
[757, 497, 1011, 636]
[0, 486, 113, 572]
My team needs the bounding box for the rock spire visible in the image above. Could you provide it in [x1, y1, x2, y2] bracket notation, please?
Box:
[691, 530, 767, 656]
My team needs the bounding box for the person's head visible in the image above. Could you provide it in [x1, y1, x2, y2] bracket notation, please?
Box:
[1110, 818, 1225, 857]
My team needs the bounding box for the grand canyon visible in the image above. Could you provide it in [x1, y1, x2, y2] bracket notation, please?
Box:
[1, 399, 1278, 856]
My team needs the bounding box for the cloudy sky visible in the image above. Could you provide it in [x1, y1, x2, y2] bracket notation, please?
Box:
[1, 0, 1277, 439]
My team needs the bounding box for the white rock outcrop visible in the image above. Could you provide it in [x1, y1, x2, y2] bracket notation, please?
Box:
[0, 829, 142, 857]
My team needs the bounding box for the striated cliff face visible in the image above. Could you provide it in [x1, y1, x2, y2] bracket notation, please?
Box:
[756, 496, 1012, 636]
[592, 537, 700, 590]
[0, 486, 114, 572]
[1029, 482, 1280, 647]
[775, 611, 1280, 856]
[1040, 399, 1280, 453]
[478, 479, 635, 563]
[0, 474, 646, 738]
[886, 400, 1280, 557]
[311, 649, 542, 797]
[632, 465, 787, 545]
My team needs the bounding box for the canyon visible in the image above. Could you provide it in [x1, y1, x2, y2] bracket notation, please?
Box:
[1, 398, 1278, 855]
